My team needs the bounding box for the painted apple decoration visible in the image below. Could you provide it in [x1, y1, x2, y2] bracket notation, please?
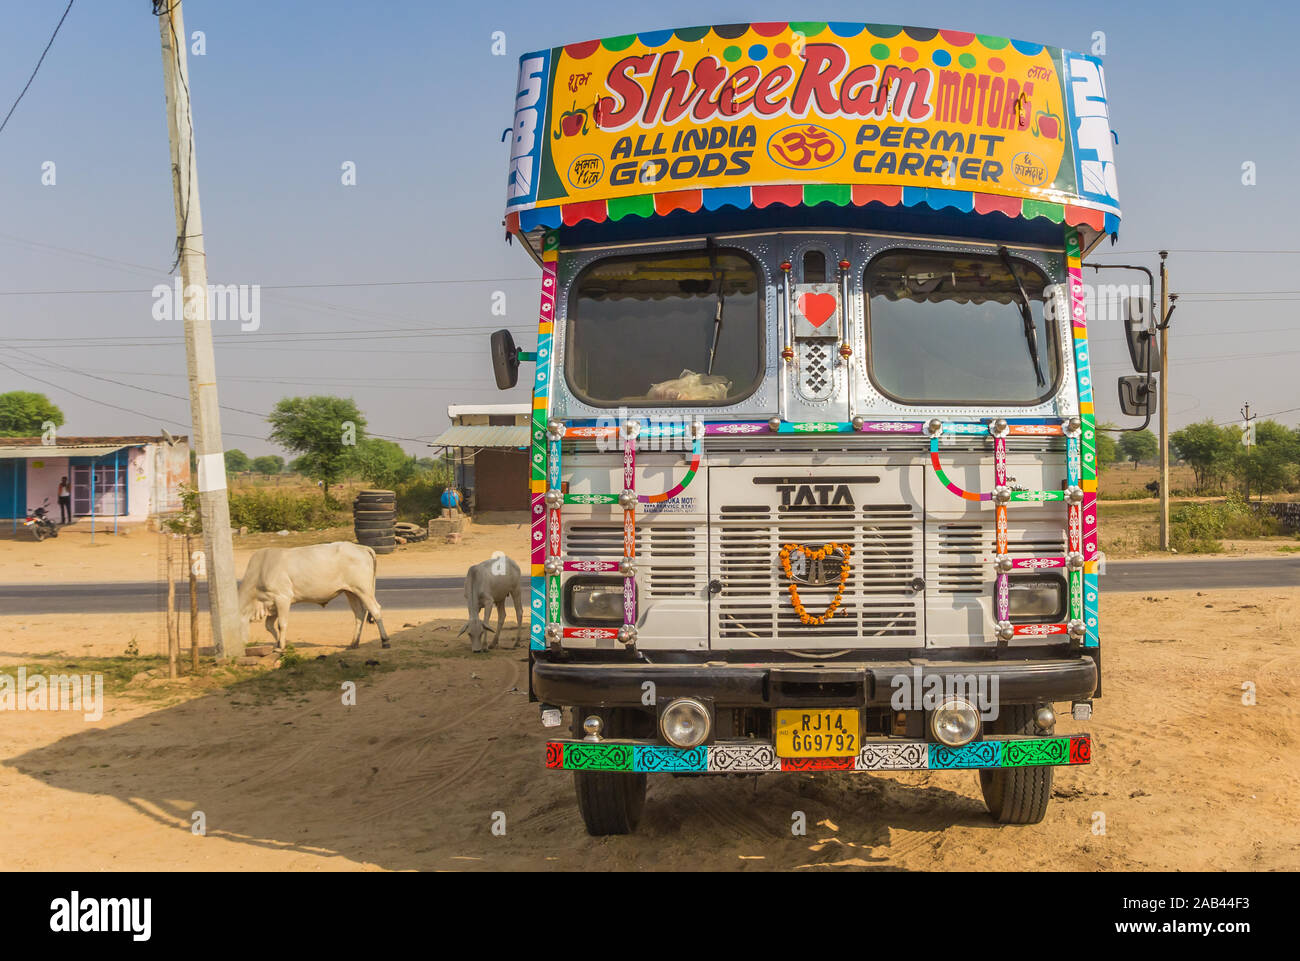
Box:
[1034, 98, 1062, 141]
[554, 102, 589, 139]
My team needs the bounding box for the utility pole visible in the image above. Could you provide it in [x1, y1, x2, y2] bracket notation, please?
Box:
[1241, 402, 1256, 501]
[157, 0, 243, 657]
[1157, 251, 1171, 551]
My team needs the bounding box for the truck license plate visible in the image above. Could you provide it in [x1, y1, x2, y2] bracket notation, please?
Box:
[775, 709, 860, 757]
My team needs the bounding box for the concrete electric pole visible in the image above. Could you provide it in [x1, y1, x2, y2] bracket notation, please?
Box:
[1157, 251, 1171, 551]
[156, 0, 243, 657]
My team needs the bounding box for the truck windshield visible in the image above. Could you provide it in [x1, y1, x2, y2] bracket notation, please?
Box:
[568, 248, 763, 407]
[865, 249, 1059, 405]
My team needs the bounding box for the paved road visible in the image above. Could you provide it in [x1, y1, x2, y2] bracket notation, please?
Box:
[0, 575, 480, 615]
[1100, 556, 1299, 591]
[2, 557, 1296, 615]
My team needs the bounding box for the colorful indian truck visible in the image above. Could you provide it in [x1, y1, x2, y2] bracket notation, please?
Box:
[494, 22, 1126, 835]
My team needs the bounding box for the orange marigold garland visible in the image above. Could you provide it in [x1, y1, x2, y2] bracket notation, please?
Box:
[779, 542, 852, 626]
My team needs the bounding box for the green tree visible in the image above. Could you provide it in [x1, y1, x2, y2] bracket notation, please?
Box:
[347, 438, 416, 490]
[267, 396, 366, 501]
[1118, 429, 1159, 469]
[414, 453, 454, 484]
[224, 449, 251, 473]
[1095, 422, 1118, 472]
[1229, 420, 1298, 499]
[251, 454, 285, 476]
[0, 391, 65, 437]
[1255, 420, 1300, 466]
[1171, 420, 1236, 492]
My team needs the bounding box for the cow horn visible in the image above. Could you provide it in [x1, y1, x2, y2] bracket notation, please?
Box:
[457, 622, 470, 637]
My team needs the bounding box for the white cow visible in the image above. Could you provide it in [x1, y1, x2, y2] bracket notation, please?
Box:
[459, 552, 523, 652]
[239, 541, 390, 650]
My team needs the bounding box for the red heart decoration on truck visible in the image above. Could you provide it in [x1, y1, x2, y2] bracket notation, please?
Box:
[797, 292, 837, 327]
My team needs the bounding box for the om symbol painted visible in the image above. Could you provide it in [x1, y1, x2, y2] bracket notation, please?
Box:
[766, 123, 845, 171]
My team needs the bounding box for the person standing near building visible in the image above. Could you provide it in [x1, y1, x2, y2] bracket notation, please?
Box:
[57, 476, 72, 524]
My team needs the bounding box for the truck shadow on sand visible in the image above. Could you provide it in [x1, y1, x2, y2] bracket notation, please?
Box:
[6, 622, 1017, 870]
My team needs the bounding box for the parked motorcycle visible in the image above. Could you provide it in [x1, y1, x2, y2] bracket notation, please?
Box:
[24, 498, 59, 541]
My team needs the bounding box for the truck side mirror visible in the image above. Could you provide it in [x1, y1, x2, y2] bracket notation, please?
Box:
[1123, 296, 1160, 373]
[490, 329, 520, 390]
[1118, 374, 1157, 418]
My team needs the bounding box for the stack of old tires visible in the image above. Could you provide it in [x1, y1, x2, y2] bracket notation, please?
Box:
[353, 489, 396, 554]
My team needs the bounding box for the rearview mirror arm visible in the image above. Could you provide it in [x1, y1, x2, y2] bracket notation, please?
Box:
[1084, 261, 1158, 434]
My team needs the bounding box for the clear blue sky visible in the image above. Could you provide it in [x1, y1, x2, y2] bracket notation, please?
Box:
[1, 0, 1296, 454]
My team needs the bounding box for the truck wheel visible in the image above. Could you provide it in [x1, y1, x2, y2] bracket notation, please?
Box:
[979, 704, 1052, 824]
[572, 707, 648, 836]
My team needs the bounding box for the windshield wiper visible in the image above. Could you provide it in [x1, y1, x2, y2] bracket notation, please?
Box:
[997, 245, 1046, 388]
[706, 237, 725, 375]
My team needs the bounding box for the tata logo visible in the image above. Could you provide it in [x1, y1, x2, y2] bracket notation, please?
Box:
[775, 484, 854, 508]
[788, 548, 848, 587]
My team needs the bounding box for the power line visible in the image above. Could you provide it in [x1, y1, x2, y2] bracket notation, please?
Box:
[1176, 297, 1300, 303]
[1090, 248, 1300, 256]
[0, 278, 539, 296]
[1093, 347, 1300, 369]
[0, 233, 538, 334]
[20, 363, 504, 390]
[5, 346, 437, 445]
[1090, 325, 1300, 342]
[0, 0, 76, 138]
[0, 324, 506, 345]
[0, 357, 260, 442]
[1176, 290, 1300, 295]
[1211, 406, 1300, 428]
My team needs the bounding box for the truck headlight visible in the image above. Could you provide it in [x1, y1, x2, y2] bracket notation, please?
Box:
[1008, 575, 1066, 622]
[930, 697, 981, 747]
[659, 698, 711, 748]
[565, 577, 624, 625]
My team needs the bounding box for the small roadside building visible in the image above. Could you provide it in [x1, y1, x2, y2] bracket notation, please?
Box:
[430, 404, 530, 512]
[0, 435, 191, 527]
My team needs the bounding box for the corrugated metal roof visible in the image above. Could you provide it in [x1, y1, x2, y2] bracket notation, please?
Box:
[0, 444, 134, 460]
[446, 403, 530, 418]
[429, 424, 529, 448]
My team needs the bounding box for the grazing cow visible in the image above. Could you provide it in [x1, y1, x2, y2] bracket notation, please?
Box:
[459, 552, 522, 652]
[239, 541, 389, 651]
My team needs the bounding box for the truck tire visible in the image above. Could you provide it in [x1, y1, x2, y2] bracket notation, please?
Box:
[572, 707, 649, 836]
[979, 703, 1053, 824]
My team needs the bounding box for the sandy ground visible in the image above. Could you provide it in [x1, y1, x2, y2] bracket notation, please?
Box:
[1, 587, 1297, 871]
[0, 516, 531, 585]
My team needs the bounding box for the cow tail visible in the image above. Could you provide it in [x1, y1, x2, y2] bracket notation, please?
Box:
[365, 544, 378, 623]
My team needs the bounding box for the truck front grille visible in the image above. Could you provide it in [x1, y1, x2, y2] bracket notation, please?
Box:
[713, 503, 922, 643]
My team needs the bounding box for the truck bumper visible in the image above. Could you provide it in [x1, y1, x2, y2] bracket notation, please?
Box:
[545, 734, 1092, 773]
[532, 655, 1098, 709]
